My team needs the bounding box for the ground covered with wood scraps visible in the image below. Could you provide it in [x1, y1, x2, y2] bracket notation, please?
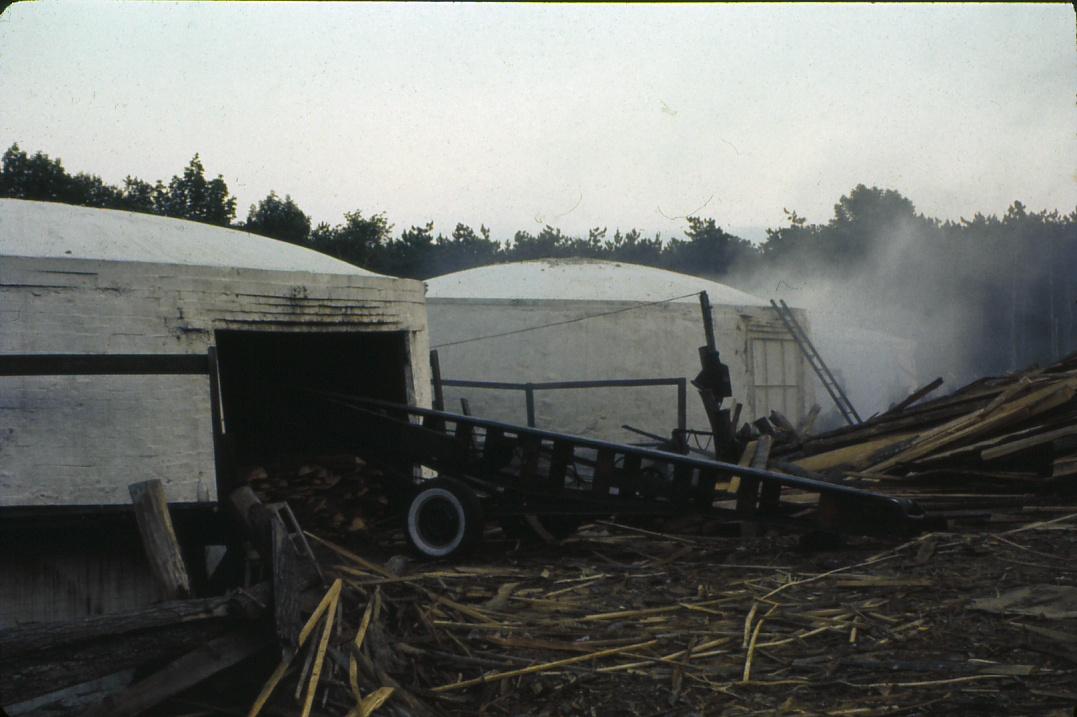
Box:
[159, 510, 1077, 717]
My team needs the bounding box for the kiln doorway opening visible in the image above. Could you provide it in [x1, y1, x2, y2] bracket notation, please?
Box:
[214, 330, 409, 468]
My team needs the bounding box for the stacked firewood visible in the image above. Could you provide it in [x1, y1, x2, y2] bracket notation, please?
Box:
[250, 456, 400, 545]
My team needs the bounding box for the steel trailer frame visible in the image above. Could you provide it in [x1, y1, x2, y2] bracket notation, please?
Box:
[309, 392, 923, 542]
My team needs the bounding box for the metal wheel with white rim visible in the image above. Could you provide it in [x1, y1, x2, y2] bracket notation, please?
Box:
[404, 477, 484, 558]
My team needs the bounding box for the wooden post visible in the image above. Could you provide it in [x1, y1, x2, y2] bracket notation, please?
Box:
[429, 349, 445, 412]
[229, 485, 277, 562]
[129, 480, 192, 600]
[736, 434, 773, 526]
[699, 291, 716, 351]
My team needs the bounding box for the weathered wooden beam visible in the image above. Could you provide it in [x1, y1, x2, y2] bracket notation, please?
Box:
[981, 425, 1077, 461]
[129, 480, 191, 600]
[273, 517, 318, 650]
[736, 435, 773, 518]
[0, 620, 227, 706]
[888, 377, 944, 414]
[0, 583, 269, 660]
[79, 628, 272, 717]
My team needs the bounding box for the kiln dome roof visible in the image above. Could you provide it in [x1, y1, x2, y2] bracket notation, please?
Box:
[0, 198, 381, 276]
[426, 258, 767, 306]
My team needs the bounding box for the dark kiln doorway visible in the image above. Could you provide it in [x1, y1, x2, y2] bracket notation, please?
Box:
[214, 330, 409, 467]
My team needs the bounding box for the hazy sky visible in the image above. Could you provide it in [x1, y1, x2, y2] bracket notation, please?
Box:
[1, 2, 1073, 241]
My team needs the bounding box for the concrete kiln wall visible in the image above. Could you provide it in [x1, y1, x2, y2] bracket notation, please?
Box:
[428, 298, 806, 443]
[0, 255, 430, 507]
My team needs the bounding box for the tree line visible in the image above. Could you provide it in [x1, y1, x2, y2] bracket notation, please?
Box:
[2, 143, 1074, 378]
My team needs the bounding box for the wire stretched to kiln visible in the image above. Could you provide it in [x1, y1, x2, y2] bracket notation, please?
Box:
[430, 291, 704, 349]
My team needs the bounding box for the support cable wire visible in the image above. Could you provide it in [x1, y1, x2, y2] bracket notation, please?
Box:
[431, 291, 704, 349]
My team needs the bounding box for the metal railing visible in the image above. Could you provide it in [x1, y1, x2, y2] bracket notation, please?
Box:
[435, 376, 688, 432]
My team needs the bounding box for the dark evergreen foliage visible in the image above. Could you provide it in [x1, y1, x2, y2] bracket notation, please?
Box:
[2, 143, 1074, 375]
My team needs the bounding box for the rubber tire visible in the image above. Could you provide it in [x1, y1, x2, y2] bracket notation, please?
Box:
[405, 477, 484, 558]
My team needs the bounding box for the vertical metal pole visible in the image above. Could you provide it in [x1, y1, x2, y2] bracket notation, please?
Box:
[429, 349, 444, 411]
[676, 377, 687, 433]
[525, 384, 536, 427]
[206, 345, 235, 497]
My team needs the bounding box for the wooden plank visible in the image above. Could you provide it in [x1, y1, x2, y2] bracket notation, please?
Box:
[795, 431, 918, 472]
[722, 440, 757, 494]
[0, 583, 269, 660]
[981, 425, 1077, 461]
[1, 621, 227, 706]
[272, 518, 306, 649]
[736, 435, 772, 517]
[247, 579, 342, 717]
[869, 379, 1077, 472]
[80, 628, 271, 717]
[888, 377, 944, 414]
[429, 349, 445, 411]
[128, 480, 191, 600]
[1053, 455, 1077, 478]
[300, 585, 340, 717]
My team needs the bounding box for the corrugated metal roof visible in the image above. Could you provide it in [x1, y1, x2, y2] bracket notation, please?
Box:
[427, 258, 768, 306]
[0, 198, 380, 276]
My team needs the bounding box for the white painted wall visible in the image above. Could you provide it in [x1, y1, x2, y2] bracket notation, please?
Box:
[428, 298, 809, 443]
[0, 255, 429, 506]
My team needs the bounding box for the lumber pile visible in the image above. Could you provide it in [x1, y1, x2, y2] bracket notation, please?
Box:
[747, 352, 1077, 524]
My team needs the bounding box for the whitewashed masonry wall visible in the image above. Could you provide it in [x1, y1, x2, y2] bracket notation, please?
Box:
[0, 256, 429, 506]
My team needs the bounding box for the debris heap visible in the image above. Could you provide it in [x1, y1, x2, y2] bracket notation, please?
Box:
[754, 352, 1077, 526]
[3, 355, 1076, 716]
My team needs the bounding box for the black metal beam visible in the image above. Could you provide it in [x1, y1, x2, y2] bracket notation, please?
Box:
[0, 354, 209, 376]
[313, 390, 923, 519]
[440, 377, 687, 391]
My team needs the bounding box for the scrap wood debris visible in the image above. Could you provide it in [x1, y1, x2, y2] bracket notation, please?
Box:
[6, 507, 1075, 715]
[4, 355, 1077, 716]
[751, 352, 1077, 526]
[233, 513, 1077, 716]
